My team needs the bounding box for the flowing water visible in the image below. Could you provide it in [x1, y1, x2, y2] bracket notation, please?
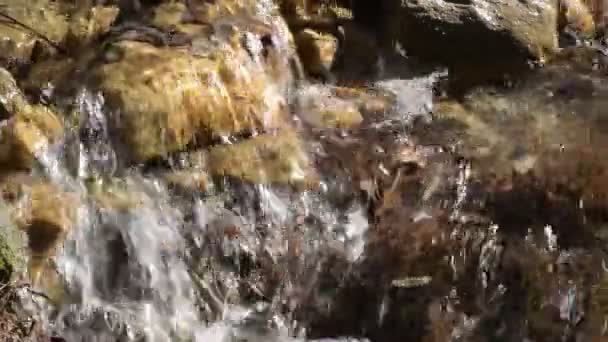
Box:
[1, 1, 608, 342]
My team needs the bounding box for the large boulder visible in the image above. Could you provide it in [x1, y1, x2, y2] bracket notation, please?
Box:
[91, 0, 296, 163]
[376, 0, 559, 66]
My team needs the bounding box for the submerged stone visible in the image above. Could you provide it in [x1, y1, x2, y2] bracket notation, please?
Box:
[162, 170, 212, 194]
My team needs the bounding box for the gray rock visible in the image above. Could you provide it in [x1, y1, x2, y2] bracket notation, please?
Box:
[381, 0, 559, 66]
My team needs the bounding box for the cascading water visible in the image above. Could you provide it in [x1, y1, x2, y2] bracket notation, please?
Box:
[16, 57, 445, 342]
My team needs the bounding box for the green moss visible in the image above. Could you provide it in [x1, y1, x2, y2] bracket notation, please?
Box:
[0, 233, 15, 283]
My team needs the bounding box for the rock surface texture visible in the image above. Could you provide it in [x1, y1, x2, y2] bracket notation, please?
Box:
[394, 0, 559, 65]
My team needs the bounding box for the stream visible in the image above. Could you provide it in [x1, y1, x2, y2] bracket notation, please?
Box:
[0, 1, 607, 341]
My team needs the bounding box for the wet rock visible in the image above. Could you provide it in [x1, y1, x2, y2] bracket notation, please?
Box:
[150, 1, 214, 37]
[206, 130, 311, 186]
[279, 0, 326, 19]
[332, 86, 396, 118]
[16, 182, 78, 258]
[332, 22, 382, 81]
[162, 170, 211, 194]
[296, 85, 363, 129]
[21, 57, 77, 99]
[0, 104, 64, 171]
[93, 39, 289, 163]
[0, 0, 69, 67]
[0, 67, 27, 118]
[66, 5, 120, 48]
[416, 56, 608, 250]
[295, 28, 338, 79]
[390, 0, 559, 66]
[559, 0, 596, 38]
[1, 179, 79, 285]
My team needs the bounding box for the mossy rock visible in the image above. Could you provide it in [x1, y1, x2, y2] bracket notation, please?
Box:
[66, 5, 120, 48]
[93, 39, 289, 163]
[0, 0, 69, 67]
[0, 104, 65, 171]
[297, 85, 363, 129]
[206, 130, 312, 186]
